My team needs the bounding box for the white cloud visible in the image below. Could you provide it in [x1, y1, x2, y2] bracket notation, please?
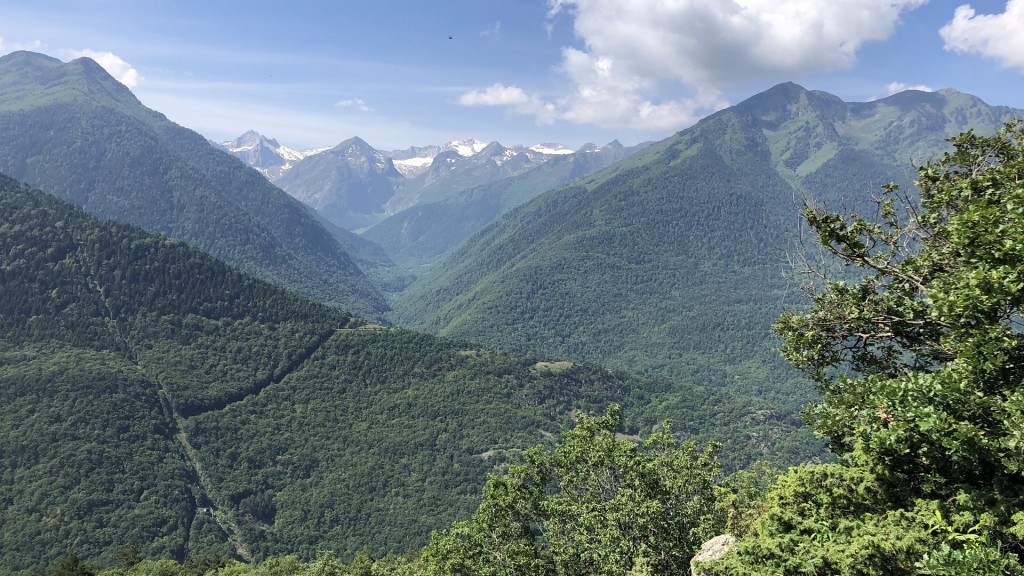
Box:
[461, 0, 927, 131]
[459, 83, 559, 125]
[71, 49, 141, 87]
[886, 81, 934, 94]
[940, 1, 1024, 71]
[459, 84, 529, 107]
[336, 98, 373, 112]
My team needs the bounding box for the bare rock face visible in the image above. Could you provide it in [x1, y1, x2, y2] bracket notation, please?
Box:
[691, 534, 736, 576]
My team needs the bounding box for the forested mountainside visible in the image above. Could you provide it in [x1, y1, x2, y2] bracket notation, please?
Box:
[20, 121, 1024, 575]
[362, 141, 646, 272]
[311, 212, 416, 293]
[0, 174, 819, 574]
[0, 51, 386, 316]
[393, 83, 1023, 408]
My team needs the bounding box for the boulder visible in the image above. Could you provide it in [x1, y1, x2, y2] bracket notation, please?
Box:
[690, 534, 735, 576]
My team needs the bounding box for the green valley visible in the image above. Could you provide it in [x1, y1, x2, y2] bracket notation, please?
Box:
[0, 174, 816, 573]
[1, 33, 1022, 575]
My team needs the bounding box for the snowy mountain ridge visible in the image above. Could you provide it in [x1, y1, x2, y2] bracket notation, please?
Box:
[221, 130, 638, 232]
[219, 130, 328, 179]
[223, 130, 588, 180]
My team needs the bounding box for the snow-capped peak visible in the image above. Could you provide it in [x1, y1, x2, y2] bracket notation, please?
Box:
[279, 145, 330, 162]
[529, 143, 574, 155]
[222, 130, 326, 160]
[444, 138, 489, 157]
[221, 130, 332, 180]
[222, 130, 278, 153]
[387, 139, 488, 177]
[226, 131, 579, 181]
[489, 147, 518, 167]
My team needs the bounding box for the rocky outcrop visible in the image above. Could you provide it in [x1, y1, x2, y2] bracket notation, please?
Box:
[691, 534, 735, 576]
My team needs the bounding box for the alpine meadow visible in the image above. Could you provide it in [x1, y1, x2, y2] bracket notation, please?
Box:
[2, 1, 1024, 574]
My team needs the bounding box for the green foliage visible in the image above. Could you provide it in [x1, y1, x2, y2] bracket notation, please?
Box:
[0, 343, 195, 573]
[712, 461, 781, 538]
[0, 174, 354, 413]
[705, 121, 1024, 573]
[184, 330, 789, 560]
[52, 554, 100, 576]
[422, 406, 724, 575]
[778, 122, 1024, 501]
[394, 133, 808, 411]
[13, 78, 1019, 575]
[0, 176, 800, 572]
[91, 551, 424, 576]
[700, 465, 1024, 575]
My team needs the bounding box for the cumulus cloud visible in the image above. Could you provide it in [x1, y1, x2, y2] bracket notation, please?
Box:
[459, 84, 558, 123]
[461, 0, 927, 131]
[886, 81, 934, 94]
[72, 49, 141, 87]
[940, 0, 1024, 71]
[336, 98, 373, 112]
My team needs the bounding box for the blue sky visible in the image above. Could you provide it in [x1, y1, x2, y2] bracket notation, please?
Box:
[1, 1, 1022, 150]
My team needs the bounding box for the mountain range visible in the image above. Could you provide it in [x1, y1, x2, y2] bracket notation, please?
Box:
[272, 136, 407, 231]
[222, 129, 647, 238]
[392, 82, 1024, 405]
[0, 51, 387, 317]
[2, 48, 1023, 573]
[361, 140, 644, 271]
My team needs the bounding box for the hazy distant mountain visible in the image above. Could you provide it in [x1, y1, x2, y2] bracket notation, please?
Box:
[384, 140, 568, 215]
[219, 130, 327, 179]
[267, 135, 579, 231]
[363, 140, 648, 271]
[0, 51, 387, 316]
[388, 138, 488, 178]
[273, 136, 407, 231]
[393, 82, 1023, 404]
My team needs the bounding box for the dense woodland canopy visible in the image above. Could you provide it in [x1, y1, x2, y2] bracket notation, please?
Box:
[0, 174, 816, 574]
[32, 118, 1024, 576]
